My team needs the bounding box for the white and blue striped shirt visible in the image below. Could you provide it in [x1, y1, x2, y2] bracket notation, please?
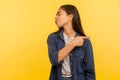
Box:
[62, 32, 74, 77]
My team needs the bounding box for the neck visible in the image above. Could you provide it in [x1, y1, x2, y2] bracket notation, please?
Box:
[63, 24, 76, 38]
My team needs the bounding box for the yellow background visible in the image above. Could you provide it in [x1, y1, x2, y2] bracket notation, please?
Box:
[0, 0, 120, 80]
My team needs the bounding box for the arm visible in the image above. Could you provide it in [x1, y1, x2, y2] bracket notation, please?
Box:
[59, 36, 89, 63]
[47, 34, 76, 66]
[47, 34, 88, 66]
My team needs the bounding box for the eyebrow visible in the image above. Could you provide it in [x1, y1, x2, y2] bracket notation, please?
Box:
[56, 11, 61, 15]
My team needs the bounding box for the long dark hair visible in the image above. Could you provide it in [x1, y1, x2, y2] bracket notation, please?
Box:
[55, 4, 86, 36]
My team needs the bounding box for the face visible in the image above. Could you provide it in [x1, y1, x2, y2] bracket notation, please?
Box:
[55, 8, 72, 28]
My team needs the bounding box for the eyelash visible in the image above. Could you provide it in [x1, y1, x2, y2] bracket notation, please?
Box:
[56, 13, 61, 16]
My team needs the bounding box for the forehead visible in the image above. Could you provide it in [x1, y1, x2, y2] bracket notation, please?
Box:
[57, 8, 66, 14]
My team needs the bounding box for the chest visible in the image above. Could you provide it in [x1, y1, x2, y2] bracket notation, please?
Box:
[56, 38, 85, 61]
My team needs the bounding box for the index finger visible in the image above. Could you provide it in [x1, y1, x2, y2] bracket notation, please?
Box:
[81, 36, 91, 39]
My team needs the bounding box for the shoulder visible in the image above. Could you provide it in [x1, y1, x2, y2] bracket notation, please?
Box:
[47, 32, 59, 43]
[48, 32, 57, 39]
[83, 38, 93, 48]
[84, 38, 91, 44]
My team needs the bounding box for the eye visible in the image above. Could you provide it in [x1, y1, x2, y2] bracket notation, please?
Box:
[56, 13, 61, 16]
[57, 13, 61, 16]
[56, 11, 62, 16]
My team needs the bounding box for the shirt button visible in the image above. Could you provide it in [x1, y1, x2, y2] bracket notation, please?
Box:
[70, 53, 72, 56]
[71, 72, 73, 74]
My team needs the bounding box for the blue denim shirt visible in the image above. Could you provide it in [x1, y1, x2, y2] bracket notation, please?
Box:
[47, 30, 96, 80]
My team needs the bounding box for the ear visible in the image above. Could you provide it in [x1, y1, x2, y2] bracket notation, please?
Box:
[68, 14, 73, 21]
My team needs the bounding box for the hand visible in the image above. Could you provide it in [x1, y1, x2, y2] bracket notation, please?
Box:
[72, 36, 89, 47]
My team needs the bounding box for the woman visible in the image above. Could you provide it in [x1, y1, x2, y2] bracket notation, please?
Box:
[47, 4, 96, 80]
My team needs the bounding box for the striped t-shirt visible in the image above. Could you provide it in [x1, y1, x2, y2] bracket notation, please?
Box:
[62, 32, 74, 77]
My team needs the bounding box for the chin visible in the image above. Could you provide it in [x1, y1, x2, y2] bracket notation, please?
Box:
[56, 26, 61, 28]
[56, 24, 62, 28]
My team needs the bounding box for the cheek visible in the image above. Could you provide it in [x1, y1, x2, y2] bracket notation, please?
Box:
[55, 18, 63, 26]
[59, 18, 68, 24]
[55, 15, 69, 27]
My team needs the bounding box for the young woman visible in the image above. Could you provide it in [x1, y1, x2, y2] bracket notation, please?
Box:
[47, 4, 96, 80]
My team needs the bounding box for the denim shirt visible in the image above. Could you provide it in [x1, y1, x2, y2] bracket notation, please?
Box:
[47, 30, 96, 80]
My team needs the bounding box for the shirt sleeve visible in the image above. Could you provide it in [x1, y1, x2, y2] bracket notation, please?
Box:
[47, 33, 61, 66]
[83, 39, 96, 80]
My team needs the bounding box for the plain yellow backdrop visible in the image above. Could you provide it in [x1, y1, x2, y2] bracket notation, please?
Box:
[0, 0, 120, 80]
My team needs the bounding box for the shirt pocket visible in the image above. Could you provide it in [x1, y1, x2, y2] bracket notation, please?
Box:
[74, 48, 85, 62]
[56, 39, 65, 51]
